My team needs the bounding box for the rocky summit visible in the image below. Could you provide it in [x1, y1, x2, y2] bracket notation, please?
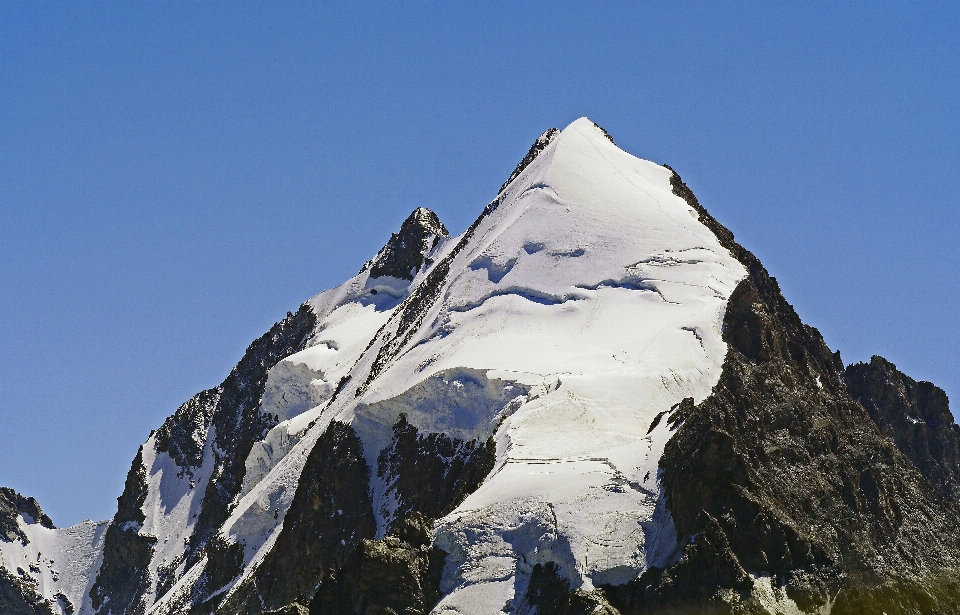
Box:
[3, 118, 960, 615]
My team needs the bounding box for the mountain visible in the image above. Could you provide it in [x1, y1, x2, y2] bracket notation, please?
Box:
[3, 118, 960, 615]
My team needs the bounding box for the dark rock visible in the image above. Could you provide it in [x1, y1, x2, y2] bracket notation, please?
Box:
[845, 355, 960, 504]
[604, 514, 761, 615]
[54, 592, 74, 615]
[186, 303, 318, 564]
[377, 413, 497, 529]
[366, 208, 449, 281]
[154, 388, 220, 478]
[829, 573, 960, 615]
[185, 535, 244, 615]
[155, 557, 182, 602]
[309, 512, 446, 615]
[89, 446, 156, 615]
[265, 604, 310, 615]
[220, 420, 376, 614]
[592, 122, 616, 145]
[519, 562, 620, 615]
[0, 567, 55, 615]
[0, 487, 55, 544]
[599, 167, 960, 614]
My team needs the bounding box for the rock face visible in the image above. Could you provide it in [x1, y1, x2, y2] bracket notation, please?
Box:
[498, 128, 560, 194]
[0, 488, 58, 615]
[88, 305, 319, 615]
[1, 567, 56, 615]
[89, 448, 155, 615]
[0, 488, 106, 615]
[367, 208, 450, 281]
[223, 420, 376, 614]
[846, 355, 960, 504]
[185, 303, 319, 561]
[5, 119, 960, 615]
[0, 488, 54, 544]
[309, 513, 446, 615]
[602, 169, 960, 614]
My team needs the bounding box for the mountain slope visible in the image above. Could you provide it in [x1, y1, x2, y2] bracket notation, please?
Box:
[603, 172, 960, 614]
[3, 118, 959, 615]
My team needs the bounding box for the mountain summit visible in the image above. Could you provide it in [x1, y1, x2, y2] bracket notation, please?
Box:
[3, 118, 960, 615]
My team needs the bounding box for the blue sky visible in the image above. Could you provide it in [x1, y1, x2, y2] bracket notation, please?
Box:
[2, 2, 958, 526]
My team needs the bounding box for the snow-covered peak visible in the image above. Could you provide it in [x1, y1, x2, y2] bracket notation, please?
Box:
[0, 488, 107, 615]
[11, 118, 960, 615]
[275, 116, 749, 613]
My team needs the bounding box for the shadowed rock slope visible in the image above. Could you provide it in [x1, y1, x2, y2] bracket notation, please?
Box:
[846, 355, 960, 505]
[1, 568, 56, 615]
[90, 305, 318, 615]
[600, 169, 960, 615]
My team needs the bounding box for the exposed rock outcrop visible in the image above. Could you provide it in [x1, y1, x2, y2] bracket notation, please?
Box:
[154, 389, 220, 478]
[220, 421, 376, 614]
[367, 208, 449, 281]
[602, 168, 960, 614]
[309, 513, 446, 615]
[499, 128, 560, 194]
[377, 413, 496, 530]
[0, 488, 54, 545]
[518, 562, 619, 615]
[845, 355, 960, 504]
[89, 447, 156, 615]
[90, 305, 318, 614]
[187, 303, 319, 562]
[0, 567, 56, 615]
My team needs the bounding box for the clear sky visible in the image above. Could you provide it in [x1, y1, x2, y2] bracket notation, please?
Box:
[2, 2, 958, 526]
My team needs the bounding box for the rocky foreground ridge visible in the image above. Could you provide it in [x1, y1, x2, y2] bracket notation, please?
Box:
[3, 119, 960, 615]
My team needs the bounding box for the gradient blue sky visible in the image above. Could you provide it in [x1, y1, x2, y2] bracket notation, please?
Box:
[2, 2, 958, 526]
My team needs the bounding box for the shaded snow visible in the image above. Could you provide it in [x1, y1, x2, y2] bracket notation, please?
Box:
[138, 430, 215, 607]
